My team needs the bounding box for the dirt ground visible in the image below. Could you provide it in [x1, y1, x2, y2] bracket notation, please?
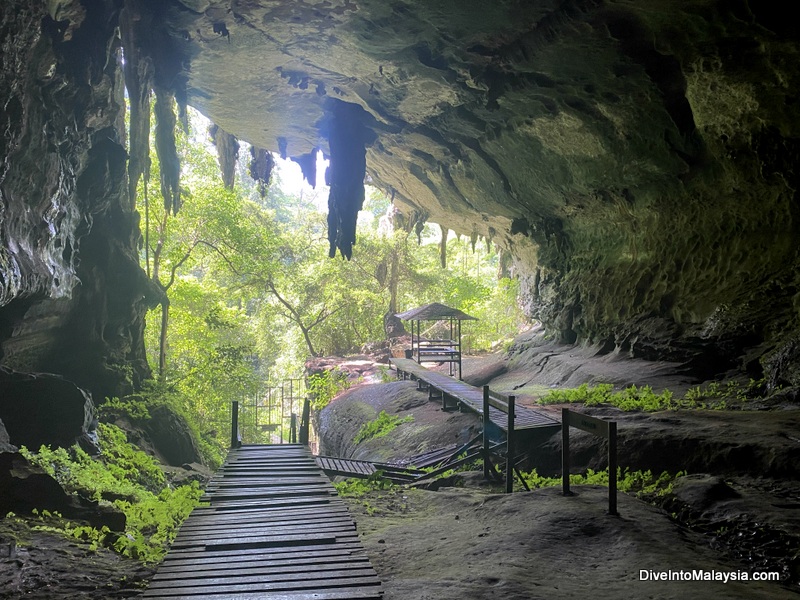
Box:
[320, 341, 800, 598]
[345, 484, 796, 599]
[0, 516, 154, 599]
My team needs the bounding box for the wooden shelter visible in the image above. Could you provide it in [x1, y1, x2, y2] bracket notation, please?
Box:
[395, 302, 477, 379]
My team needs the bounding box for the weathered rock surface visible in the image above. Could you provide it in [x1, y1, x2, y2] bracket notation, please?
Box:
[0, 1, 159, 407]
[3, 0, 800, 449]
[348, 485, 797, 598]
[0, 514, 154, 599]
[104, 403, 204, 467]
[0, 452, 126, 531]
[319, 381, 479, 462]
[141, 0, 800, 377]
[0, 368, 95, 451]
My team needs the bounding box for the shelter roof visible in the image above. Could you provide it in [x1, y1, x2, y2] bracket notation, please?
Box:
[395, 302, 477, 321]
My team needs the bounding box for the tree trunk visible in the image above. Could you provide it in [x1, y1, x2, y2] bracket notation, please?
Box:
[299, 322, 317, 358]
[383, 242, 406, 338]
[388, 243, 399, 314]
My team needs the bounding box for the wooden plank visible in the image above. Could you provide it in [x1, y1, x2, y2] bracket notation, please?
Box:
[205, 478, 330, 489]
[148, 444, 383, 599]
[144, 587, 383, 600]
[564, 409, 610, 437]
[144, 573, 382, 593]
[198, 497, 336, 510]
[191, 498, 337, 512]
[153, 561, 375, 581]
[170, 532, 337, 550]
[174, 523, 356, 543]
[183, 507, 353, 522]
[158, 553, 370, 573]
[178, 514, 354, 531]
[201, 485, 336, 499]
[163, 543, 367, 564]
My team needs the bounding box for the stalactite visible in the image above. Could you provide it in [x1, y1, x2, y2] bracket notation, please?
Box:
[154, 86, 181, 214]
[249, 146, 274, 197]
[470, 231, 479, 253]
[291, 150, 318, 188]
[120, 1, 153, 211]
[415, 219, 425, 245]
[209, 123, 239, 190]
[325, 101, 374, 260]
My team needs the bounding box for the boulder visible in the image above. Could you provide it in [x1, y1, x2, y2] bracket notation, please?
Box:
[0, 368, 96, 451]
[0, 452, 125, 531]
[105, 404, 203, 467]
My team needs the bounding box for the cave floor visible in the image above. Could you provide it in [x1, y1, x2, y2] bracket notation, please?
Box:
[343, 484, 797, 599]
[2, 347, 799, 598]
[321, 346, 800, 598]
[0, 515, 155, 599]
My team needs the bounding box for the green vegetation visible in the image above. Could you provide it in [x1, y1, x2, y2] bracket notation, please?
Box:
[539, 383, 676, 411]
[333, 473, 403, 516]
[130, 105, 526, 453]
[20, 424, 203, 562]
[538, 379, 767, 412]
[353, 411, 414, 444]
[307, 369, 352, 410]
[334, 472, 396, 497]
[517, 467, 684, 496]
[683, 378, 766, 407]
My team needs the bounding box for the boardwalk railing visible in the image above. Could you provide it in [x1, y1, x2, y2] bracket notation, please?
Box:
[562, 408, 619, 515]
[230, 379, 315, 449]
[389, 358, 561, 433]
[482, 386, 527, 493]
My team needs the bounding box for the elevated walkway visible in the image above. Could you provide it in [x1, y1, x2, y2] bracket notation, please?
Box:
[315, 455, 427, 483]
[389, 358, 560, 433]
[143, 444, 384, 599]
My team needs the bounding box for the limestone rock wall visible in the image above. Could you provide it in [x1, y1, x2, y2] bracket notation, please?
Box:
[0, 1, 158, 404]
[152, 0, 800, 377]
[2, 0, 800, 424]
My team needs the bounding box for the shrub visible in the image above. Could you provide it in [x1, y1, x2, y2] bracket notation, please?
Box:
[308, 369, 351, 410]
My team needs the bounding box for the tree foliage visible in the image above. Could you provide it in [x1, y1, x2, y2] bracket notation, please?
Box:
[136, 106, 527, 454]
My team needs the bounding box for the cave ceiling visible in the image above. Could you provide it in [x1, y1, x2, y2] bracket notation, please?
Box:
[2, 0, 800, 400]
[149, 0, 800, 363]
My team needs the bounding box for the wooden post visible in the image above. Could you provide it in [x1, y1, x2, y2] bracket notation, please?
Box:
[290, 413, 297, 444]
[505, 395, 515, 494]
[608, 421, 618, 515]
[562, 407, 572, 496]
[230, 401, 239, 449]
[299, 398, 311, 445]
[482, 386, 491, 481]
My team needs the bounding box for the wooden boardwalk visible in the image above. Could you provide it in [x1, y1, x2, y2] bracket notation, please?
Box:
[315, 455, 427, 483]
[143, 445, 384, 599]
[389, 358, 560, 433]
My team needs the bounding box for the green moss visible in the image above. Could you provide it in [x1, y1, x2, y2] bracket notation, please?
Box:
[353, 410, 414, 444]
[20, 423, 203, 563]
[539, 383, 676, 411]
